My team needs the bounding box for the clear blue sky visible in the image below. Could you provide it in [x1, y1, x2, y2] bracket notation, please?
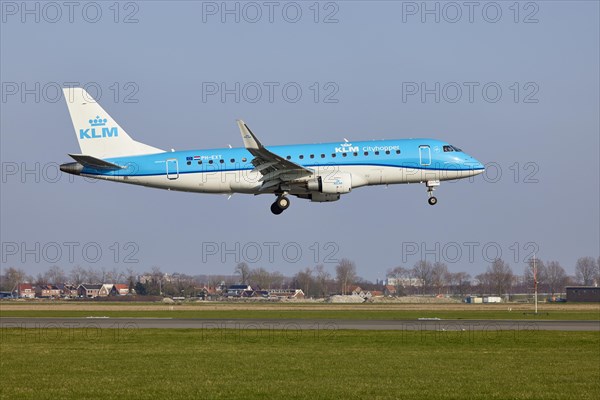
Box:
[1, 1, 598, 281]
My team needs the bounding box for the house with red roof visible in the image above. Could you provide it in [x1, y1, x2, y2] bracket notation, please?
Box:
[17, 283, 35, 298]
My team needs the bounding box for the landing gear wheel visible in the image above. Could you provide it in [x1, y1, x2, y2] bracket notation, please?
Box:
[270, 202, 284, 215]
[428, 196, 438, 206]
[276, 196, 290, 210]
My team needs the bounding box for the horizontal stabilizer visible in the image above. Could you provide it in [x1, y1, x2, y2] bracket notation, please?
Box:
[68, 154, 124, 170]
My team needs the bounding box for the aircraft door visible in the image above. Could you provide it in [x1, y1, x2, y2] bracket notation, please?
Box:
[166, 159, 179, 180]
[419, 145, 431, 166]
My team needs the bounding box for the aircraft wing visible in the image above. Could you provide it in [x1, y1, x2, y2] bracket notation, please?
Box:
[237, 120, 313, 191]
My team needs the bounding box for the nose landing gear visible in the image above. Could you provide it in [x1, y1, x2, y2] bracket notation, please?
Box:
[271, 194, 290, 215]
[426, 180, 440, 206]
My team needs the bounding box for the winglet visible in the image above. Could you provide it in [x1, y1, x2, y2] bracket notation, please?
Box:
[237, 120, 263, 150]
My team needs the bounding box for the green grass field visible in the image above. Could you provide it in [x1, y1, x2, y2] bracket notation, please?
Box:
[0, 302, 600, 321]
[1, 328, 598, 399]
[1, 308, 598, 320]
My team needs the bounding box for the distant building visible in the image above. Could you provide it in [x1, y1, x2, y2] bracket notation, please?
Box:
[349, 286, 362, 296]
[111, 284, 130, 296]
[384, 285, 397, 296]
[266, 289, 305, 299]
[226, 284, 253, 297]
[385, 277, 422, 287]
[78, 284, 102, 298]
[98, 284, 114, 297]
[35, 285, 61, 298]
[58, 284, 78, 298]
[566, 286, 600, 302]
[17, 283, 35, 298]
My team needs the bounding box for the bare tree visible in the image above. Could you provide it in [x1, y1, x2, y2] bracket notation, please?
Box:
[69, 266, 86, 286]
[33, 272, 48, 286]
[387, 266, 410, 296]
[335, 258, 357, 295]
[475, 272, 492, 295]
[248, 267, 273, 289]
[545, 261, 567, 296]
[412, 260, 433, 295]
[294, 267, 313, 296]
[575, 257, 597, 285]
[105, 267, 123, 284]
[487, 259, 513, 296]
[45, 265, 66, 284]
[270, 271, 285, 289]
[448, 271, 471, 297]
[431, 262, 449, 294]
[234, 262, 251, 284]
[524, 258, 547, 292]
[1, 267, 27, 292]
[314, 265, 331, 297]
[85, 267, 101, 284]
[125, 267, 137, 293]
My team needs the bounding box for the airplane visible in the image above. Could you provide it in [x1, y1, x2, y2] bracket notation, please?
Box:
[60, 88, 485, 214]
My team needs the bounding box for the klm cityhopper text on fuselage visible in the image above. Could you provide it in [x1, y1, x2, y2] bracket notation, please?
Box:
[60, 88, 485, 215]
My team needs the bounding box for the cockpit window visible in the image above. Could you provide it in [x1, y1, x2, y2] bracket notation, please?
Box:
[444, 145, 463, 152]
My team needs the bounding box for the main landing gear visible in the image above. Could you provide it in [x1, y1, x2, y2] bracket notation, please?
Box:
[270, 194, 290, 215]
[426, 180, 440, 206]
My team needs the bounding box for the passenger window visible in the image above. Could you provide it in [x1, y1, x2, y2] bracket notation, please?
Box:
[396, 150, 401, 154]
[364, 152, 369, 156]
[230, 159, 235, 163]
[310, 154, 314, 159]
[208, 160, 213, 164]
[342, 153, 347, 157]
[375, 151, 380, 155]
[242, 157, 247, 162]
[198, 161, 202, 165]
[299, 155, 304, 159]
[353, 152, 358, 156]
[385, 150, 390, 155]
[187, 161, 191, 165]
[286, 155, 291, 160]
[321, 154, 325, 158]
[219, 159, 224, 164]
[331, 154, 336, 158]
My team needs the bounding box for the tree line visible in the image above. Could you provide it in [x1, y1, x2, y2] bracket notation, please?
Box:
[1, 256, 598, 298]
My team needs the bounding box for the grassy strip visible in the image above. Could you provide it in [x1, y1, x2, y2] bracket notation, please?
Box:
[1, 329, 598, 399]
[1, 308, 599, 320]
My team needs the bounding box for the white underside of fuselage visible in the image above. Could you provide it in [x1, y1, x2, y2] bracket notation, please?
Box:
[83, 165, 482, 196]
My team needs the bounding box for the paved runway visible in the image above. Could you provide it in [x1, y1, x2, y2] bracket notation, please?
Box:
[1, 317, 598, 331]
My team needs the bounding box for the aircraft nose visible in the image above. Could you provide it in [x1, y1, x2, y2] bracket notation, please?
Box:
[470, 158, 485, 174]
